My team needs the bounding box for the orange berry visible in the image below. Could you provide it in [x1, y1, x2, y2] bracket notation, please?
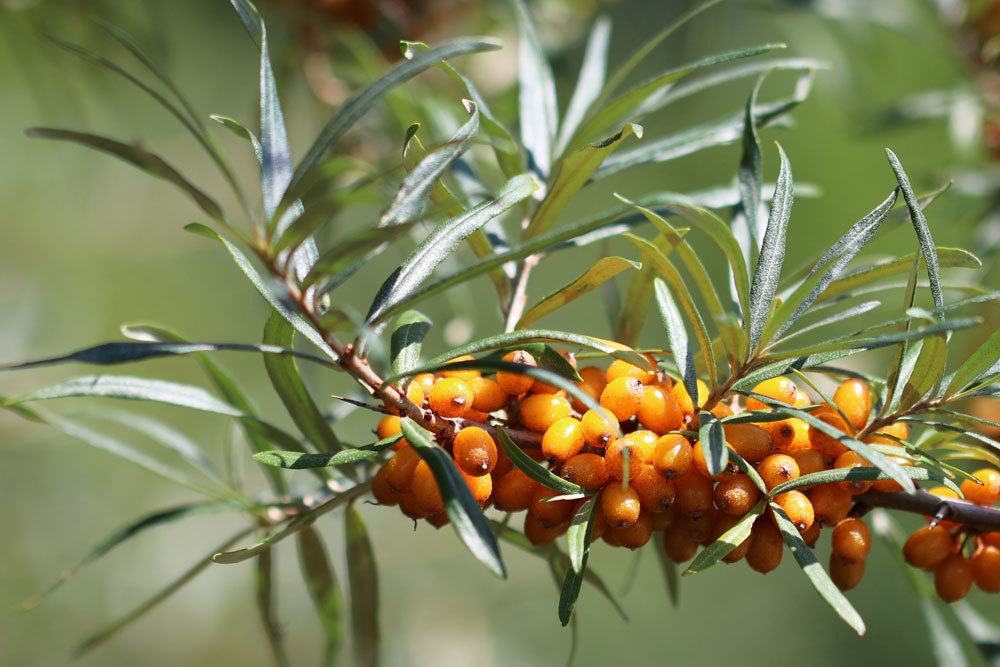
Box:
[671, 379, 708, 416]
[428, 377, 474, 418]
[398, 490, 430, 519]
[524, 510, 568, 546]
[468, 377, 508, 412]
[601, 482, 642, 527]
[831, 518, 871, 562]
[453, 426, 498, 477]
[607, 512, 655, 549]
[531, 350, 577, 395]
[606, 356, 657, 384]
[386, 445, 421, 492]
[830, 554, 866, 591]
[652, 434, 694, 478]
[971, 545, 1000, 593]
[404, 381, 425, 406]
[573, 366, 607, 412]
[425, 512, 450, 529]
[833, 378, 872, 432]
[746, 376, 798, 411]
[864, 420, 909, 446]
[800, 520, 822, 547]
[692, 439, 739, 480]
[984, 531, 1000, 549]
[631, 464, 677, 512]
[411, 460, 444, 514]
[808, 408, 852, 460]
[438, 355, 480, 381]
[376, 414, 408, 449]
[372, 462, 399, 506]
[758, 454, 800, 491]
[519, 393, 572, 432]
[638, 384, 683, 433]
[600, 376, 644, 421]
[682, 508, 719, 545]
[935, 553, 974, 602]
[674, 469, 714, 517]
[714, 474, 760, 516]
[626, 429, 660, 461]
[541, 417, 585, 461]
[461, 469, 492, 505]
[776, 419, 812, 454]
[605, 437, 645, 482]
[662, 521, 700, 563]
[833, 450, 872, 495]
[790, 448, 824, 477]
[904, 526, 956, 570]
[530, 486, 576, 527]
[650, 504, 678, 531]
[723, 423, 774, 463]
[960, 467, 1000, 506]
[809, 484, 853, 526]
[496, 350, 537, 395]
[774, 490, 815, 532]
[793, 389, 811, 408]
[746, 518, 784, 573]
[410, 372, 436, 395]
[561, 453, 609, 489]
[712, 513, 753, 563]
[580, 408, 619, 448]
[493, 468, 537, 511]
[870, 450, 912, 493]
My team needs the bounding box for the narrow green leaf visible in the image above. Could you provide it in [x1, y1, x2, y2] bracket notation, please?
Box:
[401, 419, 506, 577]
[557, 17, 612, 155]
[567, 495, 599, 574]
[768, 317, 980, 360]
[769, 465, 952, 497]
[517, 257, 639, 328]
[389, 311, 433, 376]
[496, 428, 586, 496]
[296, 527, 343, 667]
[818, 248, 980, 301]
[210, 114, 262, 163]
[698, 411, 728, 477]
[683, 500, 762, 575]
[947, 327, 1000, 397]
[558, 501, 597, 626]
[901, 335, 948, 407]
[302, 222, 418, 291]
[345, 506, 379, 667]
[255, 547, 290, 667]
[513, 0, 559, 177]
[653, 541, 680, 607]
[253, 435, 401, 469]
[736, 74, 765, 263]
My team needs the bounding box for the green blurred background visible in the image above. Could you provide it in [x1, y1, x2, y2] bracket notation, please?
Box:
[1, 0, 998, 665]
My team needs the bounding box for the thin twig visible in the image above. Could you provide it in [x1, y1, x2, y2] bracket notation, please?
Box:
[855, 488, 1000, 533]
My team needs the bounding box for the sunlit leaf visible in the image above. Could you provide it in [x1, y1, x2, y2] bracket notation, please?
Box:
[748, 143, 792, 352]
[683, 501, 762, 575]
[557, 17, 612, 155]
[389, 311, 433, 376]
[517, 257, 639, 328]
[887, 149, 944, 309]
[513, 0, 559, 178]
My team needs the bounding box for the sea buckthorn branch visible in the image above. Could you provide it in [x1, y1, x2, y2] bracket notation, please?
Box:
[855, 489, 1000, 533]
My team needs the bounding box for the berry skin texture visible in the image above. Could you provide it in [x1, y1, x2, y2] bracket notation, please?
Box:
[830, 555, 866, 591]
[410, 373, 436, 395]
[662, 521, 699, 563]
[573, 366, 607, 411]
[833, 378, 873, 432]
[692, 440, 738, 480]
[790, 448, 825, 477]
[386, 445, 421, 492]
[580, 408, 619, 448]
[757, 420, 797, 454]
[631, 464, 677, 512]
[746, 519, 784, 574]
[833, 450, 872, 495]
[971, 545, 1000, 593]
[461, 469, 492, 506]
[411, 460, 444, 514]
[776, 419, 812, 454]
[524, 510, 568, 546]
[601, 482, 642, 527]
[808, 408, 853, 460]
[372, 463, 400, 506]
[984, 532, 1000, 549]
[746, 376, 798, 411]
[652, 434, 694, 478]
[809, 484, 853, 526]
[469, 377, 509, 412]
[439, 355, 480, 381]
[960, 467, 1000, 506]
[723, 423, 773, 463]
[714, 474, 761, 516]
[493, 469, 537, 512]
[530, 486, 576, 527]
[671, 379, 708, 416]
[453, 426, 498, 477]
[831, 518, 871, 562]
[606, 512, 654, 549]
[638, 384, 683, 433]
[519, 393, 572, 433]
[496, 350, 537, 396]
[757, 454, 800, 491]
[904, 526, 956, 570]
[600, 376, 645, 421]
[606, 357, 656, 384]
[674, 469, 714, 517]
[376, 414, 408, 449]
[864, 420, 909, 446]
[605, 438, 645, 482]
[398, 490, 430, 519]
[561, 453, 609, 490]
[541, 417, 585, 461]
[935, 554, 974, 602]
[428, 377, 474, 418]
[774, 490, 815, 532]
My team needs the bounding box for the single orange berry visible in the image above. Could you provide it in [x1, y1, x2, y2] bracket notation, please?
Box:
[746, 518, 784, 573]
[808, 407, 853, 460]
[650, 504, 678, 531]
[691, 439, 738, 480]
[723, 423, 774, 463]
[830, 554, 866, 591]
[453, 426, 498, 477]
[561, 453, 609, 489]
[385, 445, 421, 492]
[671, 379, 708, 416]
[438, 355, 480, 381]
[573, 366, 607, 412]
[652, 434, 694, 478]
[935, 553, 974, 602]
[425, 512, 450, 529]
[600, 376, 644, 421]
[519, 392, 572, 433]
[496, 350, 537, 395]
[971, 545, 1000, 593]
[530, 486, 576, 527]
[674, 468, 714, 517]
[714, 473, 761, 516]
[398, 490, 430, 519]
[776, 419, 812, 454]
[524, 510, 568, 546]
[833, 450, 872, 495]
[983, 531, 1000, 549]
[493, 468, 537, 512]
[461, 469, 492, 505]
[410, 372, 436, 395]
[625, 429, 660, 462]
[606, 356, 657, 384]
[833, 378, 872, 432]
[637, 384, 683, 433]
[606, 512, 655, 549]
[376, 414, 408, 450]
[580, 408, 619, 448]
[372, 462, 400, 506]
[809, 484, 854, 526]
[790, 448, 825, 477]
[605, 437, 645, 482]
[904, 526, 956, 570]
[631, 464, 677, 512]
[662, 521, 699, 563]
[428, 377, 474, 418]
[468, 377, 509, 412]
[864, 420, 909, 446]
[774, 490, 815, 532]
[831, 517, 871, 562]
[682, 508, 719, 545]
[757, 454, 800, 491]
[746, 376, 798, 411]
[960, 467, 1000, 506]
[411, 460, 444, 514]
[541, 417, 585, 461]
[793, 389, 811, 408]
[600, 482, 642, 528]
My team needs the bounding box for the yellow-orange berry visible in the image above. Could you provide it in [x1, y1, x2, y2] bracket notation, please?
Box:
[524, 510, 568, 546]
[711, 402, 734, 418]
[793, 389, 811, 408]
[935, 554, 974, 602]
[808, 408, 852, 460]
[960, 467, 1000, 506]
[519, 393, 572, 433]
[605, 437, 645, 482]
[746, 376, 798, 411]
[790, 448, 825, 477]
[746, 519, 784, 573]
[971, 545, 1000, 593]
[600, 376, 644, 421]
[372, 462, 399, 506]
[984, 532, 1000, 549]
[692, 439, 738, 480]
[377, 414, 408, 450]
[386, 445, 421, 492]
[757, 454, 800, 491]
[573, 366, 607, 412]
[652, 434, 693, 478]
[453, 426, 498, 477]
[601, 482, 642, 527]
[870, 449, 912, 493]
[833, 378, 872, 432]
[757, 419, 797, 453]
[411, 460, 444, 514]
[607, 512, 655, 549]
[496, 350, 536, 395]
[904, 526, 956, 570]
[714, 474, 760, 516]
[637, 384, 683, 433]
[606, 355, 657, 384]
[650, 504, 677, 531]
[438, 355, 480, 381]
[833, 450, 872, 495]
[831, 517, 871, 562]
[410, 372, 436, 395]
[662, 521, 699, 563]
[468, 377, 509, 412]
[428, 377, 474, 418]
[774, 490, 814, 532]
[674, 469, 714, 517]
[830, 554, 866, 591]
[541, 417, 585, 461]
[462, 469, 492, 505]
[530, 486, 576, 527]
[809, 484, 853, 526]
[580, 408, 618, 448]
[723, 423, 774, 463]
[626, 429, 660, 462]
[493, 468, 537, 512]
[671, 379, 708, 416]
[864, 420, 909, 446]
[398, 490, 430, 519]
[631, 464, 677, 512]
[776, 418, 812, 454]
[561, 453, 609, 489]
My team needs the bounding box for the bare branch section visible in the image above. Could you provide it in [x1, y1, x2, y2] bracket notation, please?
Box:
[856, 489, 1000, 533]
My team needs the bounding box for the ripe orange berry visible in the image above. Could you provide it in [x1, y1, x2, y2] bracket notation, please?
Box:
[372, 462, 400, 506]
[904, 526, 956, 570]
[376, 414, 408, 449]
[398, 490, 430, 519]
[935, 553, 974, 602]
[800, 520, 822, 547]
[776, 419, 812, 454]
[774, 490, 815, 532]
[625, 429, 660, 461]
[712, 513, 753, 563]
[833, 378, 872, 432]
[960, 467, 1000, 506]
[870, 449, 912, 493]
[600, 376, 644, 421]
[561, 453, 609, 489]
[468, 377, 509, 412]
[808, 408, 852, 460]
[631, 464, 677, 512]
[830, 554, 866, 591]
[462, 469, 492, 506]
[530, 486, 576, 527]
[493, 468, 537, 511]
[671, 379, 708, 416]
[573, 366, 607, 411]
[428, 377, 474, 418]
[831, 518, 871, 562]
[425, 512, 450, 529]
[637, 384, 683, 433]
[711, 402, 734, 418]
[605, 437, 645, 482]
[746, 376, 798, 411]
[652, 434, 694, 478]
[757, 454, 800, 491]
[496, 350, 537, 395]
[524, 510, 568, 546]
[689, 440, 732, 480]
[790, 448, 824, 477]
[723, 423, 774, 463]
[606, 356, 657, 384]
[606, 512, 655, 549]
[519, 393, 572, 433]
[404, 381, 425, 406]
[809, 484, 853, 526]
[972, 545, 1000, 593]
[532, 350, 577, 395]
[438, 355, 480, 381]
[984, 531, 1000, 549]
[714, 474, 760, 516]
[386, 445, 421, 492]
[411, 460, 444, 514]
[541, 417, 585, 461]
[662, 521, 699, 563]
[650, 504, 677, 531]
[793, 389, 811, 408]
[674, 469, 714, 517]
[757, 419, 797, 453]
[746, 519, 784, 573]
[864, 420, 909, 446]
[453, 426, 498, 476]
[833, 450, 872, 495]
[601, 482, 642, 528]
[580, 408, 619, 448]
[410, 372, 436, 395]
[682, 508, 719, 545]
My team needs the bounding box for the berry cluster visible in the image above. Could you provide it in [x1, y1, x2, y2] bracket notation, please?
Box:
[369, 349, 1000, 598]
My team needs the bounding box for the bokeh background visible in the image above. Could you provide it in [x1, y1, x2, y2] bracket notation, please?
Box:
[2, 0, 999, 665]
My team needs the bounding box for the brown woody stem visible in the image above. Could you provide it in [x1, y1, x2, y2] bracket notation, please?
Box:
[855, 488, 1000, 533]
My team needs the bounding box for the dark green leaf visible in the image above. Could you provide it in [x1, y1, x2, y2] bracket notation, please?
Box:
[496, 428, 586, 496]
[390, 311, 433, 376]
[296, 527, 343, 667]
[253, 435, 401, 469]
[567, 495, 599, 573]
[255, 547, 290, 667]
[748, 143, 792, 352]
[683, 500, 762, 575]
[769, 465, 954, 497]
[947, 327, 1000, 397]
[345, 506, 379, 667]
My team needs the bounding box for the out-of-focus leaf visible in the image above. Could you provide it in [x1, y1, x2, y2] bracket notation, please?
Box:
[653, 541, 680, 607]
[389, 311, 433, 376]
[887, 149, 944, 309]
[770, 503, 865, 635]
[771, 301, 882, 347]
[345, 506, 379, 667]
[517, 257, 639, 328]
[296, 527, 343, 667]
[557, 17, 612, 155]
[255, 547, 290, 667]
[401, 419, 506, 577]
[947, 327, 1000, 397]
[768, 317, 980, 360]
[211, 114, 262, 163]
[302, 222, 417, 291]
[253, 435, 401, 469]
[684, 501, 762, 575]
[496, 429, 587, 496]
[513, 0, 559, 178]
